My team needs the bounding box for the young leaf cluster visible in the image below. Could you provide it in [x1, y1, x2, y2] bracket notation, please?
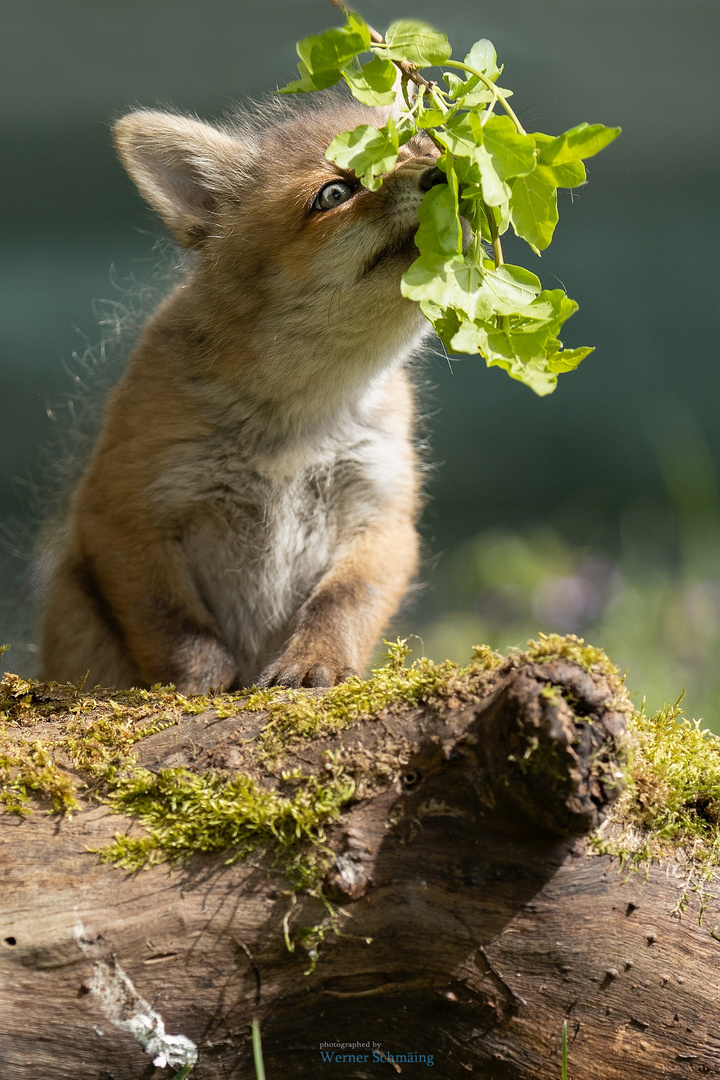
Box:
[280, 9, 620, 395]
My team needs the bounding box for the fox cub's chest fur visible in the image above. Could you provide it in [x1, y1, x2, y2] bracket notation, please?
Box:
[41, 93, 441, 693]
[164, 402, 402, 683]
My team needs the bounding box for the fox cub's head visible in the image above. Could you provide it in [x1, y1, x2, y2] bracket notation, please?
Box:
[113, 95, 441, 339]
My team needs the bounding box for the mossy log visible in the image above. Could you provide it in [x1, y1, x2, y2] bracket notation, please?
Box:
[1, 650, 719, 1079]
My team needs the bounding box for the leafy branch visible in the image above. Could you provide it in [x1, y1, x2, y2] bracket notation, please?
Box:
[326, 0, 435, 93]
[279, 1, 620, 395]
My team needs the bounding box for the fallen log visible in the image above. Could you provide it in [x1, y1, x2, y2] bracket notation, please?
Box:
[1, 637, 719, 1079]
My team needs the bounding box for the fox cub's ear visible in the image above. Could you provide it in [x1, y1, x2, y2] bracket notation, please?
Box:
[113, 111, 244, 248]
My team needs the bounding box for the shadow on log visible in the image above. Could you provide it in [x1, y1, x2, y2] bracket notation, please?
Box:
[1, 651, 719, 1079]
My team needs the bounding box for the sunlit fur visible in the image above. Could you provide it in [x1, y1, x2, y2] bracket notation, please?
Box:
[41, 93, 438, 692]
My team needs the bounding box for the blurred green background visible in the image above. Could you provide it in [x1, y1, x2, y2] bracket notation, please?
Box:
[2, 0, 719, 724]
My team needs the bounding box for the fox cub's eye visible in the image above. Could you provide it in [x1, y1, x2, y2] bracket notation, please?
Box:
[313, 181, 355, 212]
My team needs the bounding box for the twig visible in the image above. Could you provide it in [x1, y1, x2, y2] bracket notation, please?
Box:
[483, 201, 504, 268]
[234, 938, 262, 1008]
[326, 0, 434, 90]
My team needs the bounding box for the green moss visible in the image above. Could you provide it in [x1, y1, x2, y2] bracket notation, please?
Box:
[4, 633, 720, 892]
[0, 739, 80, 814]
[102, 765, 354, 876]
[0, 638, 509, 871]
[0, 668, 207, 816]
[631, 702, 720, 840]
[595, 700, 720, 880]
[250, 638, 500, 759]
[520, 631, 620, 677]
[86, 638, 509, 872]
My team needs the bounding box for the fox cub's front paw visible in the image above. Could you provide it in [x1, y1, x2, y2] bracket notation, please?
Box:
[258, 650, 357, 689]
[172, 634, 238, 695]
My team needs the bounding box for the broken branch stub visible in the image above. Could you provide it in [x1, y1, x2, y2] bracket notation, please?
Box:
[322, 659, 627, 902]
[468, 659, 628, 836]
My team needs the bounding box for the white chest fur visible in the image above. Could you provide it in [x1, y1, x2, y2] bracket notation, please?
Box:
[157, 401, 404, 682]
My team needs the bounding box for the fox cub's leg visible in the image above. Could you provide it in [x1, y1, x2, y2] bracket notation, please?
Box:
[259, 512, 418, 688]
[42, 555, 143, 688]
[42, 532, 238, 694]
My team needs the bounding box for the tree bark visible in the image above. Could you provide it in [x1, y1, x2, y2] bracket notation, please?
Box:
[1, 658, 718, 1079]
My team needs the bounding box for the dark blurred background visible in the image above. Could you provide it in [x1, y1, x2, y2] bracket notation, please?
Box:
[2, 0, 719, 722]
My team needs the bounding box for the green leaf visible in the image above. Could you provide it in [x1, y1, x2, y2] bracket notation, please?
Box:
[507, 288, 578, 339]
[394, 113, 418, 145]
[448, 318, 490, 355]
[416, 106, 448, 129]
[532, 134, 586, 186]
[435, 283, 592, 394]
[529, 290, 593, 372]
[280, 14, 370, 93]
[467, 85, 513, 107]
[509, 169, 558, 249]
[448, 319, 559, 395]
[538, 122, 621, 165]
[505, 360, 558, 396]
[548, 345, 593, 373]
[440, 112, 484, 158]
[463, 39, 501, 82]
[545, 159, 586, 188]
[419, 300, 462, 343]
[346, 11, 372, 50]
[483, 116, 537, 180]
[439, 117, 511, 207]
[442, 72, 466, 99]
[296, 16, 370, 77]
[283, 13, 609, 394]
[402, 254, 495, 322]
[343, 56, 397, 106]
[454, 157, 510, 235]
[381, 20, 452, 66]
[483, 264, 547, 316]
[474, 146, 511, 207]
[415, 178, 462, 256]
[530, 288, 579, 333]
[534, 163, 573, 194]
[325, 120, 400, 190]
[278, 60, 342, 94]
[443, 70, 513, 107]
[464, 196, 492, 243]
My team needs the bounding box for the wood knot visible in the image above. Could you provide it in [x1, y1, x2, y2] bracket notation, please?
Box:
[324, 852, 371, 901]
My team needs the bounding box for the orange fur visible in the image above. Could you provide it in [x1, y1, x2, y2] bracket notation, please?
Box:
[41, 94, 438, 692]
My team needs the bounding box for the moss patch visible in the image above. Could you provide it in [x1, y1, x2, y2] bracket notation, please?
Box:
[249, 638, 503, 758]
[0, 671, 204, 814]
[595, 700, 720, 890]
[0, 738, 80, 815]
[0, 638, 508, 875]
[103, 765, 355, 878]
[4, 633, 720, 888]
[517, 635, 720, 886]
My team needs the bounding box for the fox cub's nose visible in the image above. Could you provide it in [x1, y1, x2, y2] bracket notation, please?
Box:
[419, 165, 447, 191]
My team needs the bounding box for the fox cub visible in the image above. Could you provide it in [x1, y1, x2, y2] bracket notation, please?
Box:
[41, 95, 443, 693]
